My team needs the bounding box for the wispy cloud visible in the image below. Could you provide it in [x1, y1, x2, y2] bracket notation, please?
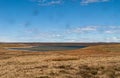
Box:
[30, 0, 110, 6]
[81, 0, 110, 5]
[105, 30, 115, 34]
[66, 26, 97, 33]
[32, 0, 63, 6]
[104, 26, 120, 34]
[112, 37, 120, 41]
[106, 37, 120, 42]
[20, 25, 120, 42]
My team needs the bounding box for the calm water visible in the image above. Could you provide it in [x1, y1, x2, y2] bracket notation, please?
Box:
[10, 46, 87, 51]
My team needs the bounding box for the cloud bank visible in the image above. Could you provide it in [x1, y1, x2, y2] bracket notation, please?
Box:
[18, 25, 120, 42]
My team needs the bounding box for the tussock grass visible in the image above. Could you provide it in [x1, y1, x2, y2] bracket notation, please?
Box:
[0, 43, 120, 78]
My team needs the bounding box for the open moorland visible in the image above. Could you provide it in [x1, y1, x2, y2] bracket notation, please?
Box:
[0, 43, 120, 78]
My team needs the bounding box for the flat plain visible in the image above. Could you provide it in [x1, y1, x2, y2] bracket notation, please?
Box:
[0, 43, 120, 78]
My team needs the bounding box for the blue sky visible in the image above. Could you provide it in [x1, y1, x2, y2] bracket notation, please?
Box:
[0, 0, 120, 42]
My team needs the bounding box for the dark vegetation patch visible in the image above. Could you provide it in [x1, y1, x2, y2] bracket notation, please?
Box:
[76, 65, 120, 78]
[36, 75, 50, 78]
[45, 57, 79, 61]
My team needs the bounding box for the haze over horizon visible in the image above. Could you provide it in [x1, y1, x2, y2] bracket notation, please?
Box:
[0, 0, 120, 42]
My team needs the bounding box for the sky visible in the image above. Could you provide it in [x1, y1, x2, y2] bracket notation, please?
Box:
[0, 0, 120, 42]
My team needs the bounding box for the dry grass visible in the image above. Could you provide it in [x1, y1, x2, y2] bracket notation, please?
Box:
[0, 43, 120, 78]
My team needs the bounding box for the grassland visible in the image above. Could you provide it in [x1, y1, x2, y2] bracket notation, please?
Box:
[0, 43, 120, 78]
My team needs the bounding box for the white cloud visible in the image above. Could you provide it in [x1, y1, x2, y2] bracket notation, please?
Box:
[113, 37, 120, 41]
[33, 0, 63, 6]
[104, 26, 120, 34]
[66, 26, 97, 33]
[81, 0, 110, 5]
[81, 26, 97, 31]
[105, 30, 115, 34]
[106, 37, 120, 42]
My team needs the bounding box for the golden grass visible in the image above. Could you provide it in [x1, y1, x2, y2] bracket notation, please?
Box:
[0, 43, 119, 78]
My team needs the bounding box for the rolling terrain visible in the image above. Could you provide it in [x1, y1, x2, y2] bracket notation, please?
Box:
[0, 43, 120, 78]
